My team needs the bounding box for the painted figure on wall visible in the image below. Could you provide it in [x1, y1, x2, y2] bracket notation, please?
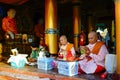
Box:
[2, 8, 18, 39]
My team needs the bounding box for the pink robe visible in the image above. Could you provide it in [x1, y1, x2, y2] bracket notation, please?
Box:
[79, 41, 109, 74]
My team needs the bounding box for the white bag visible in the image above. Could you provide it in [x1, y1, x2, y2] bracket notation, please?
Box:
[105, 54, 116, 73]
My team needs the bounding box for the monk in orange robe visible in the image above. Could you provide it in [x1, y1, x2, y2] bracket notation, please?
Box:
[58, 35, 76, 61]
[2, 8, 18, 39]
[78, 31, 109, 74]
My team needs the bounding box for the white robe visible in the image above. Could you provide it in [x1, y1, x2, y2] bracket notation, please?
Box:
[79, 42, 109, 74]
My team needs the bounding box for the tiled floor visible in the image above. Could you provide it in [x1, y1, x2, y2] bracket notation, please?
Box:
[0, 61, 119, 80]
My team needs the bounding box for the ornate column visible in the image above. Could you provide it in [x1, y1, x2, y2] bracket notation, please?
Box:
[115, 0, 120, 74]
[45, 0, 58, 54]
[111, 20, 115, 42]
[0, 43, 2, 61]
[73, 0, 81, 50]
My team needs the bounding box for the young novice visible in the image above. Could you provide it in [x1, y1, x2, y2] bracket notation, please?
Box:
[28, 42, 39, 62]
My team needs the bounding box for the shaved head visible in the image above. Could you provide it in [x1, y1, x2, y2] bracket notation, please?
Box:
[88, 31, 98, 44]
[88, 31, 98, 37]
[60, 35, 68, 45]
[7, 8, 16, 18]
[60, 35, 67, 39]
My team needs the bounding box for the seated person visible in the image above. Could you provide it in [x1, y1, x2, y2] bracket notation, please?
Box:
[28, 42, 39, 62]
[78, 31, 109, 74]
[2, 8, 18, 39]
[58, 35, 76, 61]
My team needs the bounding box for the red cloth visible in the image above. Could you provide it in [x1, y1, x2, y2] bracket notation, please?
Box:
[79, 32, 86, 46]
[94, 65, 105, 73]
[66, 51, 74, 61]
[78, 64, 84, 74]
[78, 64, 105, 74]
[2, 17, 18, 34]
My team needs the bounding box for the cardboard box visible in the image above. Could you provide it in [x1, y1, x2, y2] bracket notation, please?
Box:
[57, 60, 78, 76]
[37, 57, 53, 70]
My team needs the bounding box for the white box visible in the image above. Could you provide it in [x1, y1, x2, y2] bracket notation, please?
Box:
[37, 57, 53, 70]
[57, 60, 78, 76]
[8, 54, 28, 68]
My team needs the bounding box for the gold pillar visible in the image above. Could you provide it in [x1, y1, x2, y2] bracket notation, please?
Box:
[111, 20, 115, 42]
[73, 6, 81, 50]
[45, 0, 58, 54]
[115, 0, 120, 74]
[0, 43, 2, 61]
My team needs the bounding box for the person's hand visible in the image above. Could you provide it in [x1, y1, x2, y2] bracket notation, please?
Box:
[58, 49, 67, 59]
[86, 55, 92, 62]
[28, 57, 37, 62]
[60, 49, 65, 52]
[85, 47, 90, 55]
[80, 46, 85, 54]
[80, 46, 90, 55]
[59, 49, 66, 54]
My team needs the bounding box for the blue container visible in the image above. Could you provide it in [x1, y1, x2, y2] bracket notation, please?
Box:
[10, 60, 26, 68]
[58, 61, 78, 76]
[37, 57, 53, 70]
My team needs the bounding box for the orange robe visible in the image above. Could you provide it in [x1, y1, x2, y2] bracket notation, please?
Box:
[2, 17, 18, 34]
[66, 43, 73, 51]
[92, 41, 104, 55]
[59, 43, 76, 60]
[87, 41, 104, 61]
[79, 41, 109, 74]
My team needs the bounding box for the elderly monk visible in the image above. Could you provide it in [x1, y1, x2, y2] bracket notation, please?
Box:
[58, 35, 76, 61]
[2, 8, 18, 39]
[78, 31, 109, 74]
